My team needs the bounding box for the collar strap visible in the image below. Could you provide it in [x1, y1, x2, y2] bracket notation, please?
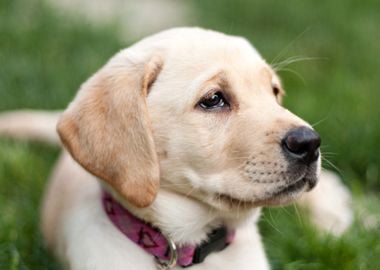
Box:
[102, 191, 235, 268]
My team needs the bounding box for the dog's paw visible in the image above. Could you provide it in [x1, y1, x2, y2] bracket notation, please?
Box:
[300, 170, 353, 235]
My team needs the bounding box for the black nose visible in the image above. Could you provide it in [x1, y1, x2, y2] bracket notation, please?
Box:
[282, 127, 321, 165]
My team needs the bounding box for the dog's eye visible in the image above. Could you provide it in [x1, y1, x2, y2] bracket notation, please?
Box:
[198, 92, 229, 111]
[272, 86, 280, 97]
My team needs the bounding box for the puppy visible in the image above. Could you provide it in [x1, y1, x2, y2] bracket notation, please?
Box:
[0, 28, 352, 269]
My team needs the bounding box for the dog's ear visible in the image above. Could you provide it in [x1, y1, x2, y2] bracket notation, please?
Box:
[57, 51, 163, 207]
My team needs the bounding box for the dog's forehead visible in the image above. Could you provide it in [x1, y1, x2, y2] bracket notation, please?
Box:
[164, 28, 265, 68]
[151, 29, 272, 85]
[133, 28, 261, 67]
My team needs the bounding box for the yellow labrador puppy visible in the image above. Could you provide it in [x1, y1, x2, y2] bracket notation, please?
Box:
[0, 28, 352, 269]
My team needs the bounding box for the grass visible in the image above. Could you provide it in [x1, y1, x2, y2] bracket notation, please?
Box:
[0, 0, 379, 269]
[0, 140, 60, 269]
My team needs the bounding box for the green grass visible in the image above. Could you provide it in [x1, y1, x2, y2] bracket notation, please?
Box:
[260, 205, 380, 270]
[0, 0, 379, 269]
[0, 140, 60, 269]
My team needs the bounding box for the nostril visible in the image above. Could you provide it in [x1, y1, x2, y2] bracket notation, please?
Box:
[283, 134, 308, 155]
[282, 126, 321, 164]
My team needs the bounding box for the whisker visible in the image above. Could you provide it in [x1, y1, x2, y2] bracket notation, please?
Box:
[321, 152, 339, 157]
[311, 116, 329, 128]
[322, 156, 344, 177]
[292, 203, 304, 228]
[321, 150, 338, 154]
[278, 205, 293, 218]
[273, 56, 325, 71]
[271, 26, 313, 66]
[320, 144, 331, 149]
[261, 209, 284, 235]
[275, 67, 306, 85]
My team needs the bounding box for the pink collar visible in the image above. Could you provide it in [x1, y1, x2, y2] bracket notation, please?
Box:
[102, 191, 235, 268]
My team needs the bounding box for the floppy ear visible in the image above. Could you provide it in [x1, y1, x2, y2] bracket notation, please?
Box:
[57, 51, 163, 207]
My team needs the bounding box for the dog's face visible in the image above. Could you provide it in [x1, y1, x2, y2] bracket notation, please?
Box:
[57, 28, 321, 211]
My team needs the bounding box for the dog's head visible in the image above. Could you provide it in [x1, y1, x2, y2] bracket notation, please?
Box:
[57, 28, 321, 211]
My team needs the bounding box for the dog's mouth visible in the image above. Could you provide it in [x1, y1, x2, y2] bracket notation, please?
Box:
[259, 175, 317, 206]
[213, 173, 317, 210]
[273, 176, 310, 196]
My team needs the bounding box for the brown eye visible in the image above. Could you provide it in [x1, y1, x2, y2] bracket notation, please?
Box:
[198, 91, 229, 110]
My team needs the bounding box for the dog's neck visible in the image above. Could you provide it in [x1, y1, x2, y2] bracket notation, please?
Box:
[103, 184, 260, 246]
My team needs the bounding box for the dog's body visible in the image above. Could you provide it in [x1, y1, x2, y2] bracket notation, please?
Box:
[42, 152, 269, 269]
[0, 28, 352, 269]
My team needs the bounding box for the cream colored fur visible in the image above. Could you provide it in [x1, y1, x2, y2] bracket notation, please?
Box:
[0, 28, 352, 270]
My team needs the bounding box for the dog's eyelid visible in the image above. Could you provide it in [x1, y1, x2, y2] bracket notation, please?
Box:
[204, 88, 224, 98]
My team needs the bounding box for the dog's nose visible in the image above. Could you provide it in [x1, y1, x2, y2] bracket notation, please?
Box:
[282, 126, 321, 165]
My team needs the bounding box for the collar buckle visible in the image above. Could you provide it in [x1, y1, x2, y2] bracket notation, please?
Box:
[155, 233, 178, 270]
[192, 227, 229, 265]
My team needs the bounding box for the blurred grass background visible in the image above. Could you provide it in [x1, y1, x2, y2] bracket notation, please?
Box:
[0, 0, 379, 269]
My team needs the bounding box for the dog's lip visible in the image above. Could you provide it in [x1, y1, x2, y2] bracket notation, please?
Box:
[271, 165, 319, 195]
[261, 175, 318, 206]
[272, 177, 308, 196]
[211, 170, 318, 208]
[214, 176, 316, 208]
